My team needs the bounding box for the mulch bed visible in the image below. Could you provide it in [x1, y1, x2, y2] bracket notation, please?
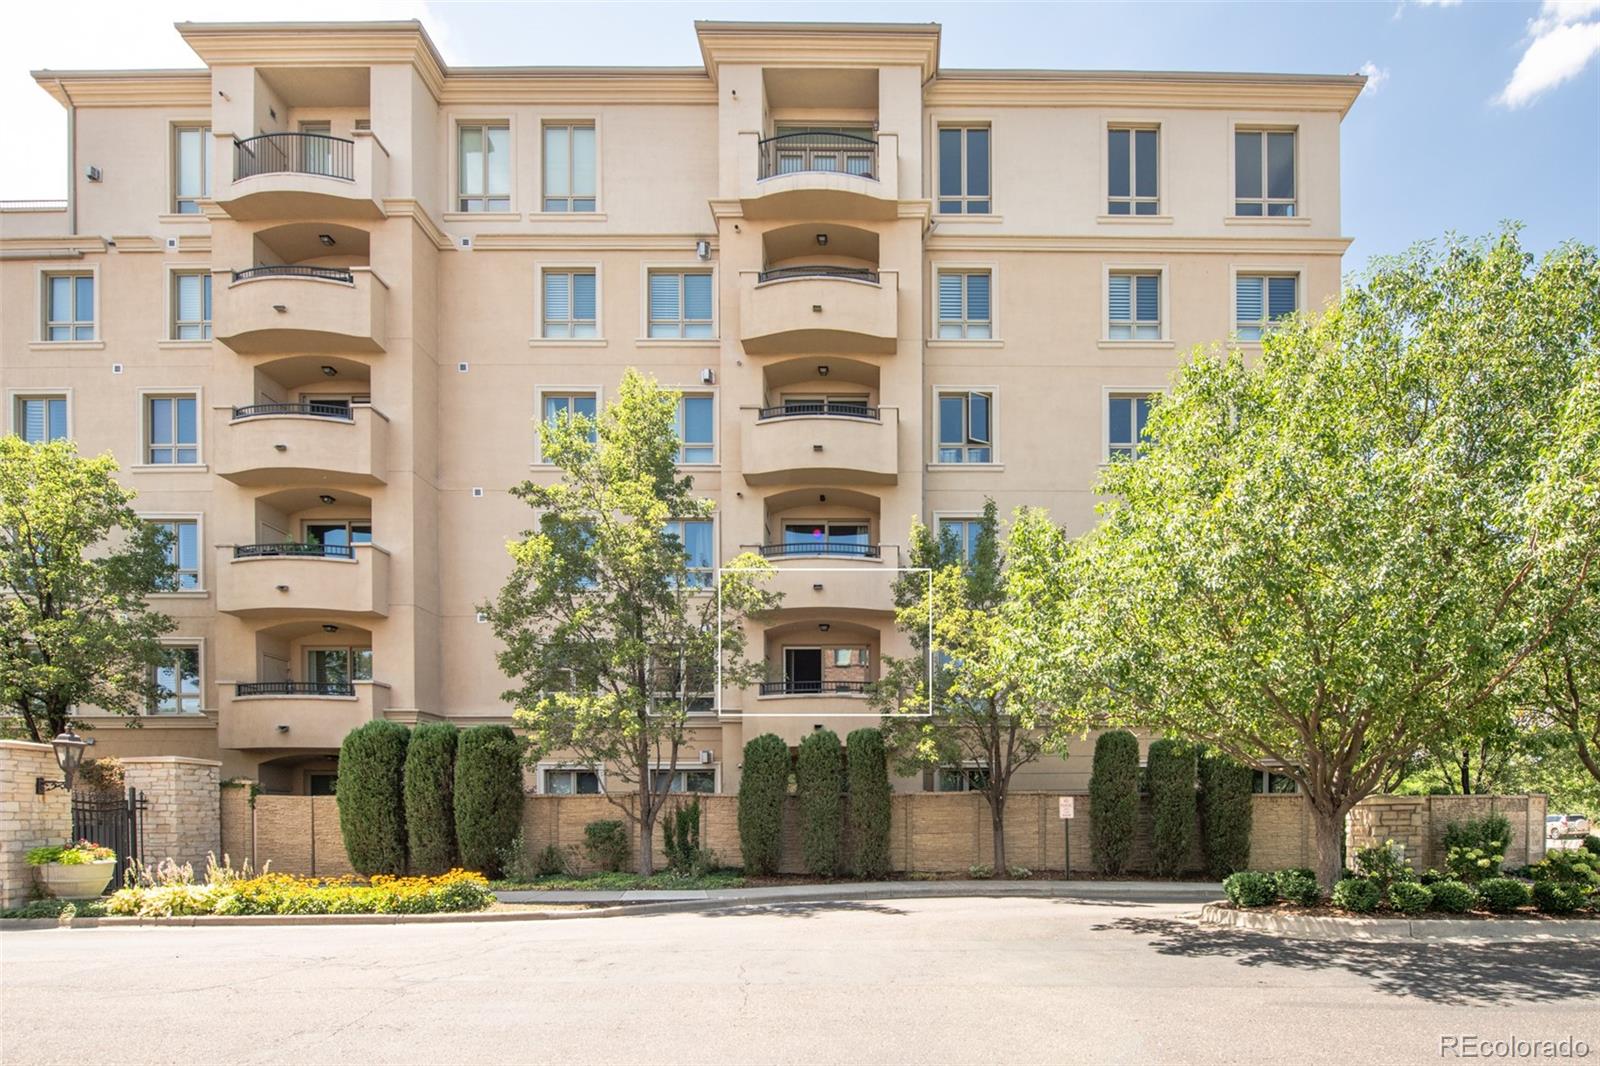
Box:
[1212, 901, 1593, 921]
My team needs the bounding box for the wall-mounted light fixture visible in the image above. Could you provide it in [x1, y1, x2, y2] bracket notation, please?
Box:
[34, 729, 88, 794]
[319, 494, 336, 505]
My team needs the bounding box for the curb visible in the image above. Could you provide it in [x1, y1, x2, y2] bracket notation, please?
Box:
[1198, 903, 1600, 943]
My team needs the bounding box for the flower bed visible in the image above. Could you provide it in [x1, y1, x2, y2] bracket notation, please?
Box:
[26, 840, 115, 866]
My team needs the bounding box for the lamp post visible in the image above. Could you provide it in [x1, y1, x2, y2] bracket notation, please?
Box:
[35, 728, 89, 795]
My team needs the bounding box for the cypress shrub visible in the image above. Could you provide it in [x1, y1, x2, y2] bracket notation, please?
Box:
[1089, 730, 1140, 875]
[336, 720, 411, 876]
[796, 730, 844, 876]
[1147, 739, 1197, 877]
[846, 728, 891, 879]
[1198, 748, 1255, 879]
[454, 725, 524, 878]
[403, 723, 459, 875]
[738, 733, 790, 875]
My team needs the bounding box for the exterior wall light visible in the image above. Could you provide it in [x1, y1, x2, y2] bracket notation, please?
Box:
[36, 729, 89, 794]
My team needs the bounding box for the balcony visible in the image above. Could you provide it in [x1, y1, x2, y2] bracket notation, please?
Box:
[216, 543, 389, 619]
[757, 558, 897, 615]
[215, 403, 388, 487]
[218, 680, 389, 751]
[739, 131, 899, 220]
[217, 132, 389, 221]
[740, 267, 898, 355]
[215, 266, 388, 355]
[740, 403, 898, 486]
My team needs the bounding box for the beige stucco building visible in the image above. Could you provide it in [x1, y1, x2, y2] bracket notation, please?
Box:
[1, 20, 1361, 796]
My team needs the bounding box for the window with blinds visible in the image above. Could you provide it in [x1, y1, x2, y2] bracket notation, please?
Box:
[1235, 274, 1298, 340]
[14, 395, 68, 442]
[458, 123, 511, 212]
[648, 272, 714, 338]
[173, 125, 210, 214]
[44, 274, 94, 341]
[1107, 126, 1158, 215]
[543, 271, 598, 337]
[937, 126, 991, 214]
[936, 271, 992, 339]
[543, 124, 596, 212]
[672, 394, 715, 463]
[1108, 393, 1155, 459]
[1108, 273, 1161, 340]
[1235, 129, 1296, 216]
[172, 272, 212, 340]
[146, 394, 199, 465]
[936, 390, 994, 463]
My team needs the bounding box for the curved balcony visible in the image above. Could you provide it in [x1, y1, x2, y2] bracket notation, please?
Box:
[215, 266, 388, 355]
[217, 131, 389, 221]
[739, 131, 899, 220]
[215, 403, 388, 487]
[739, 268, 897, 355]
[758, 558, 897, 616]
[740, 403, 898, 486]
[216, 542, 389, 619]
[758, 679, 871, 696]
[218, 680, 389, 751]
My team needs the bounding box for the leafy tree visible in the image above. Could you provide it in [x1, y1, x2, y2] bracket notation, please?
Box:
[1089, 730, 1140, 875]
[847, 727, 892, 878]
[1028, 229, 1600, 887]
[796, 730, 843, 876]
[486, 370, 778, 875]
[403, 722, 459, 874]
[337, 720, 411, 875]
[0, 439, 176, 741]
[737, 733, 790, 875]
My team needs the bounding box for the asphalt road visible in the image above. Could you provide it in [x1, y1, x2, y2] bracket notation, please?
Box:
[2, 898, 1596, 1065]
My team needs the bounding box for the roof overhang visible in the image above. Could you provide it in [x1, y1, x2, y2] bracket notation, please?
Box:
[695, 20, 941, 84]
[929, 68, 1367, 117]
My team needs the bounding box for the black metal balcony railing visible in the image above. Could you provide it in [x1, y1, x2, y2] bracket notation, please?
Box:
[756, 265, 880, 285]
[758, 132, 878, 181]
[234, 132, 355, 182]
[231, 265, 355, 285]
[757, 401, 880, 421]
[233, 543, 356, 560]
[236, 680, 356, 697]
[232, 402, 355, 421]
[759, 679, 873, 696]
[757, 542, 882, 560]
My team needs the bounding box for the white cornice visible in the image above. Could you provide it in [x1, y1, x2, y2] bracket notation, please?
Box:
[927, 70, 1366, 116]
[469, 234, 719, 252]
[924, 234, 1354, 255]
[32, 70, 210, 109]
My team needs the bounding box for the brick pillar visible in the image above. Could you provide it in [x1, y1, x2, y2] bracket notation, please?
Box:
[0, 741, 72, 908]
[121, 757, 222, 873]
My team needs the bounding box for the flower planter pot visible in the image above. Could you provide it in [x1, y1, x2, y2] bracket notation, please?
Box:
[35, 859, 116, 900]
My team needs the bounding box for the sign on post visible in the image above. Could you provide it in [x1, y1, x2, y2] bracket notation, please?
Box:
[1058, 796, 1075, 819]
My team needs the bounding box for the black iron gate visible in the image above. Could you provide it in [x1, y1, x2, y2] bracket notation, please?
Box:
[71, 788, 146, 884]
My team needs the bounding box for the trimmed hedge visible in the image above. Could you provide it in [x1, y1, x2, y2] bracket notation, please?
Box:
[337, 720, 411, 875]
[453, 725, 523, 878]
[403, 723, 459, 875]
[1388, 881, 1432, 915]
[1332, 877, 1381, 913]
[1198, 749, 1254, 879]
[1223, 870, 1275, 908]
[1146, 739, 1196, 877]
[1477, 877, 1531, 913]
[1429, 880, 1475, 913]
[1274, 868, 1320, 905]
[1089, 730, 1140, 875]
[738, 733, 790, 876]
[584, 820, 630, 872]
[847, 728, 891, 879]
[796, 730, 843, 876]
[1532, 880, 1585, 915]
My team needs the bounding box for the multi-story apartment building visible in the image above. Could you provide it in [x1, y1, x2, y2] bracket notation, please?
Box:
[1, 20, 1362, 796]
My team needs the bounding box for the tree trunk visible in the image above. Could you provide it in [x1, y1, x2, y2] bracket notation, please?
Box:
[1312, 806, 1346, 889]
[638, 806, 655, 876]
[990, 802, 1008, 877]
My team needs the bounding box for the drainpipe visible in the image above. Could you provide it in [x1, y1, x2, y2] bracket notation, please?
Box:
[59, 79, 77, 235]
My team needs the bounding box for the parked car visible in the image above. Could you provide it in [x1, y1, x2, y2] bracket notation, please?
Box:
[1546, 813, 1592, 839]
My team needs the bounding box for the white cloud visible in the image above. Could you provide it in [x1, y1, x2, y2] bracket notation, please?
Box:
[1358, 61, 1390, 94]
[1413, 0, 1464, 6]
[1497, 0, 1600, 108]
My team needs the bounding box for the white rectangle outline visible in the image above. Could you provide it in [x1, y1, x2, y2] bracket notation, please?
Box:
[715, 565, 934, 718]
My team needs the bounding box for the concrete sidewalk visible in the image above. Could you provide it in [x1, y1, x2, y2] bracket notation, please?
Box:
[495, 878, 1224, 906]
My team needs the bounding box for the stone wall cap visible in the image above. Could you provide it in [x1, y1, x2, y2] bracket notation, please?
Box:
[0, 740, 54, 752]
[119, 756, 224, 767]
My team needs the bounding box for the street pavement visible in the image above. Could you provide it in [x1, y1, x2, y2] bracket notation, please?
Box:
[2, 897, 1596, 1065]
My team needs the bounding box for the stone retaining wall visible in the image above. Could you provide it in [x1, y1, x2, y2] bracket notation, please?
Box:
[1345, 793, 1547, 870]
[0, 741, 72, 907]
[120, 757, 222, 873]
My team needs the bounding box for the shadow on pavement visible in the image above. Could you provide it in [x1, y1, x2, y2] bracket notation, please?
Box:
[684, 900, 910, 920]
[1092, 916, 1600, 1005]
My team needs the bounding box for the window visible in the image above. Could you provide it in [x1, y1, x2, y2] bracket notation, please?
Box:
[298, 121, 334, 177]
[933, 766, 991, 793]
[1108, 272, 1161, 340]
[781, 521, 871, 558]
[543, 123, 596, 212]
[1108, 393, 1154, 460]
[151, 645, 201, 715]
[937, 125, 991, 214]
[304, 521, 372, 549]
[652, 768, 717, 794]
[545, 768, 601, 795]
[937, 517, 984, 563]
[308, 774, 338, 797]
[1107, 126, 1158, 215]
[1252, 770, 1300, 794]
[776, 393, 871, 417]
[307, 647, 373, 686]
[936, 390, 994, 463]
[150, 519, 200, 591]
[145, 394, 199, 465]
[13, 395, 67, 442]
[673, 394, 714, 463]
[542, 392, 598, 448]
[542, 270, 597, 337]
[664, 518, 713, 588]
[935, 270, 992, 339]
[173, 125, 211, 214]
[44, 274, 94, 341]
[1235, 128, 1296, 216]
[171, 272, 212, 340]
[1234, 274, 1298, 341]
[458, 122, 511, 212]
[648, 271, 713, 338]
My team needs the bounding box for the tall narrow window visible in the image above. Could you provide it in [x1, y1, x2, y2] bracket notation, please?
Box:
[936, 390, 994, 463]
[935, 271, 992, 339]
[937, 126, 991, 214]
[172, 272, 212, 340]
[1107, 126, 1158, 215]
[458, 123, 511, 212]
[298, 121, 333, 177]
[673, 394, 714, 463]
[1108, 393, 1155, 459]
[543, 124, 596, 212]
[1108, 272, 1161, 340]
[542, 270, 597, 337]
[541, 391, 598, 449]
[151, 645, 201, 715]
[14, 395, 68, 442]
[44, 274, 94, 341]
[648, 271, 713, 338]
[1235, 129, 1296, 216]
[173, 125, 211, 214]
[664, 518, 714, 588]
[936, 517, 985, 563]
[146, 394, 199, 465]
[150, 518, 200, 590]
[1235, 274, 1299, 340]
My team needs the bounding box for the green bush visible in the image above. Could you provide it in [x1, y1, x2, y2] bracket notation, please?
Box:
[1197, 750, 1254, 879]
[737, 733, 790, 876]
[1444, 844, 1505, 885]
[453, 725, 523, 877]
[583, 820, 630, 872]
[1089, 730, 1140, 875]
[662, 798, 702, 874]
[1352, 839, 1415, 897]
[1146, 739, 1197, 877]
[1477, 877, 1531, 913]
[1428, 880, 1475, 913]
[847, 728, 892, 879]
[796, 730, 844, 876]
[1274, 868, 1320, 905]
[1441, 813, 1511, 859]
[337, 720, 411, 875]
[1388, 881, 1432, 915]
[1222, 870, 1276, 908]
[403, 723, 459, 875]
[1583, 834, 1600, 857]
[534, 844, 571, 877]
[1531, 880, 1585, 915]
[1332, 877, 1381, 913]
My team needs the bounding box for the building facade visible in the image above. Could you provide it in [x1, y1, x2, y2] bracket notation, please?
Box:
[1, 20, 1361, 795]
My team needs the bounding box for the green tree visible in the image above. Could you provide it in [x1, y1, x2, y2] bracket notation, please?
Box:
[1147, 738, 1197, 877]
[1089, 730, 1140, 875]
[0, 439, 177, 741]
[403, 722, 459, 875]
[337, 720, 411, 875]
[796, 730, 843, 876]
[1198, 749, 1255, 878]
[454, 724, 523, 877]
[737, 733, 790, 875]
[486, 370, 778, 875]
[1030, 229, 1600, 887]
[847, 727, 892, 878]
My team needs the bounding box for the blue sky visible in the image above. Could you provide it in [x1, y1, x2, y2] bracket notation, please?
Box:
[7, 1, 1598, 274]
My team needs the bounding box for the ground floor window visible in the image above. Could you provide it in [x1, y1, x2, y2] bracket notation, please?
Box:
[544, 768, 601, 795]
[932, 766, 990, 793]
[1252, 770, 1299, 794]
[151, 645, 201, 715]
[652, 768, 717, 794]
[308, 773, 337, 796]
